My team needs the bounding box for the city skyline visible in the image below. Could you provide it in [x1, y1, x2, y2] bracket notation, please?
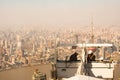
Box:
[0, 0, 120, 29]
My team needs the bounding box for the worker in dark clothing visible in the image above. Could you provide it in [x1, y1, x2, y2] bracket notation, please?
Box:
[70, 52, 78, 61]
[87, 51, 96, 62]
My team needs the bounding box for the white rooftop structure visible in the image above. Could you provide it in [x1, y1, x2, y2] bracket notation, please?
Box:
[60, 43, 113, 47]
[62, 75, 104, 80]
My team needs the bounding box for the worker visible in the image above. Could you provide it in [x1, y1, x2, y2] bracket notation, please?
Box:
[87, 50, 96, 62]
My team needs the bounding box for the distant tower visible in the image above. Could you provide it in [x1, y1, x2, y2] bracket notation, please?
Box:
[39, 36, 44, 49]
[56, 37, 60, 47]
[32, 34, 36, 53]
[0, 40, 4, 47]
[32, 42, 36, 53]
[16, 35, 22, 50]
[75, 34, 79, 44]
[5, 40, 8, 49]
[10, 43, 13, 55]
[91, 16, 94, 43]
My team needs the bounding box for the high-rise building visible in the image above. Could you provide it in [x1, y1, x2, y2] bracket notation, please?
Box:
[16, 35, 22, 50]
[5, 40, 8, 49]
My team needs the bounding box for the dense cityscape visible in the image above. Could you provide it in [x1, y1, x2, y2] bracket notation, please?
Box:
[0, 25, 120, 71]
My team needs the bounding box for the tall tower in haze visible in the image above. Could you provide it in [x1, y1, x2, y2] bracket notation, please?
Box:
[16, 35, 22, 50]
[5, 40, 8, 49]
[75, 34, 79, 44]
[91, 16, 94, 43]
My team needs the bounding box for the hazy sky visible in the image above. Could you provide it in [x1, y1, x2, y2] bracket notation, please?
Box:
[0, 0, 120, 27]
